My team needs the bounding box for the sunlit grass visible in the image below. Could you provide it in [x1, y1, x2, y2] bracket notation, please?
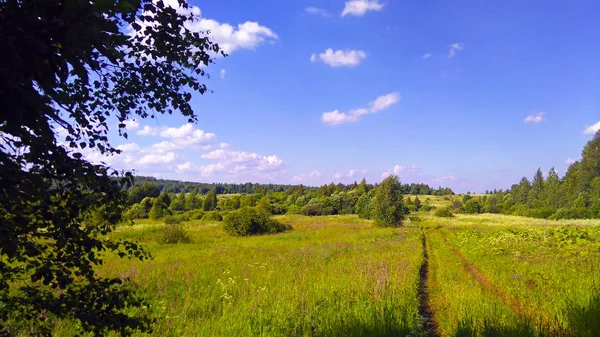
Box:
[54, 215, 424, 336]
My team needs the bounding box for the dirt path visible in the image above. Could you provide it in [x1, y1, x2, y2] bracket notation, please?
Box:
[418, 231, 440, 337]
[439, 232, 527, 320]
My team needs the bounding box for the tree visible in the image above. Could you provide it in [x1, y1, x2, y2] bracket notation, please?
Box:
[0, 0, 224, 335]
[203, 187, 218, 211]
[169, 192, 186, 212]
[527, 168, 544, 208]
[372, 176, 406, 227]
[463, 199, 483, 214]
[149, 200, 170, 220]
[414, 196, 422, 211]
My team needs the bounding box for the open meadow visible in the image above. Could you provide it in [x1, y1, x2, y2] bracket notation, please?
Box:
[47, 212, 600, 337]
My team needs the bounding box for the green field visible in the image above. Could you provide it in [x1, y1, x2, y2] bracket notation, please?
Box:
[51, 213, 600, 337]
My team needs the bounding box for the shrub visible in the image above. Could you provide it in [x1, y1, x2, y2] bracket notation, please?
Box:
[435, 207, 454, 218]
[223, 207, 292, 236]
[158, 225, 191, 244]
[163, 215, 183, 225]
[301, 203, 334, 216]
[463, 199, 483, 214]
[286, 204, 302, 214]
[202, 211, 223, 221]
[408, 215, 422, 223]
[185, 209, 205, 220]
[422, 204, 435, 212]
[550, 207, 592, 220]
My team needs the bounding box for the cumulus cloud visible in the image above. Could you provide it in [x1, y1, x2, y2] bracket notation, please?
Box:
[381, 165, 420, 179]
[200, 149, 284, 176]
[292, 170, 323, 182]
[130, 1, 277, 57]
[322, 92, 400, 126]
[187, 20, 278, 54]
[341, 0, 383, 17]
[333, 169, 367, 180]
[305, 7, 330, 17]
[137, 123, 216, 150]
[524, 112, 545, 124]
[220, 69, 226, 79]
[122, 119, 139, 130]
[311, 49, 366, 68]
[448, 43, 464, 58]
[137, 152, 178, 165]
[431, 175, 457, 183]
[584, 120, 600, 135]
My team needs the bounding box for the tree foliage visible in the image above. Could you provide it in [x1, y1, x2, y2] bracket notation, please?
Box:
[372, 176, 406, 227]
[0, 0, 224, 334]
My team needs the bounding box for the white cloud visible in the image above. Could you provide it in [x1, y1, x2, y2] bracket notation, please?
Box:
[137, 152, 177, 165]
[292, 170, 323, 182]
[369, 92, 401, 112]
[122, 119, 139, 130]
[422, 53, 432, 59]
[311, 49, 366, 68]
[448, 43, 464, 58]
[431, 175, 457, 183]
[116, 143, 141, 152]
[131, 1, 277, 56]
[200, 149, 284, 176]
[189, 20, 278, 54]
[305, 7, 330, 17]
[584, 120, 600, 135]
[137, 124, 216, 149]
[341, 0, 383, 17]
[566, 158, 577, 166]
[333, 169, 367, 180]
[322, 92, 400, 126]
[524, 112, 545, 124]
[219, 142, 230, 148]
[381, 165, 420, 179]
[137, 125, 159, 136]
[220, 69, 226, 79]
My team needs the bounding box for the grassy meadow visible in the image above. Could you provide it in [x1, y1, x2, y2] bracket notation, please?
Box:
[50, 207, 600, 337]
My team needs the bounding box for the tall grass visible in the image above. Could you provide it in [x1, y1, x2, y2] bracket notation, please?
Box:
[53, 215, 424, 336]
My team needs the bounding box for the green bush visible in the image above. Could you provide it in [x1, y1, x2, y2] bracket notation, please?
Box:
[550, 207, 592, 220]
[435, 207, 454, 218]
[301, 203, 334, 216]
[463, 199, 483, 214]
[184, 209, 205, 220]
[202, 211, 223, 221]
[163, 215, 183, 225]
[422, 204, 436, 212]
[223, 207, 292, 236]
[158, 225, 191, 244]
[286, 204, 302, 214]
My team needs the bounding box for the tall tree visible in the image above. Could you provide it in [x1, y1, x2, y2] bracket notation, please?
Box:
[0, 0, 223, 335]
[372, 176, 406, 227]
[203, 187, 218, 211]
[527, 168, 545, 208]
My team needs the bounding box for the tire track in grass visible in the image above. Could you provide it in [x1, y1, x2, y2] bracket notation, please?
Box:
[418, 230, 439, 337]
[439, 231, 528, 321]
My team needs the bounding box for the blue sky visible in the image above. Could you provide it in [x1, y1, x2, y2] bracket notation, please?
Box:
[92, 0, 600, 193]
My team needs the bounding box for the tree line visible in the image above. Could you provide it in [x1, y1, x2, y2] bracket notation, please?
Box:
[124, 177, 449, 222]
[441, 132, 600, 219]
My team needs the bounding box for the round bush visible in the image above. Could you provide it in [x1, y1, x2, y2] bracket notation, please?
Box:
[158, 225, 191, 244]
[223, 207, 292, 236]
[434, 207, 454, 218]
[202, 211, 223, 222]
